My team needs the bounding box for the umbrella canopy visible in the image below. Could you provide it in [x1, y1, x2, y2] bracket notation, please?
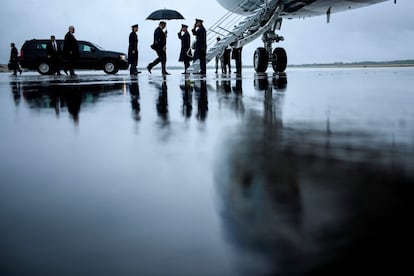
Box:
[146, 9, 185, 20]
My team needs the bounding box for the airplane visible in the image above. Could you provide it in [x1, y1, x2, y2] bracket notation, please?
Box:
[193, 0, 396, 73]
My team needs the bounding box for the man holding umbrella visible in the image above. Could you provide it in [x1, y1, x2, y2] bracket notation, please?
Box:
[146, 8, 185, 75]
[147, 21, 170, 75]
[192, 18, 207, 75]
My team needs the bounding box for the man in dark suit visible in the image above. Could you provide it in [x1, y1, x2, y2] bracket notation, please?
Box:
[128, 24, 140, 75]
[147, 21, 169, 75]
[9, 42, 22, 75]
[232, 45, 243, 75]
[63, 25, 79, 76]
[177, 24, 192, 74]
[223, 47, 232, 73]
[46, 35, 62, 75]
[192, 18, 207, 75]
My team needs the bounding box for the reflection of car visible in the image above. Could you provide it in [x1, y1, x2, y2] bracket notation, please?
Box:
[19, 39, 129, 75]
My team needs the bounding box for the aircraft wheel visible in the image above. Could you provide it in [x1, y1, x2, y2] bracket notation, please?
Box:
[272, 47, 287, 73]
[254, 47, 268, 73]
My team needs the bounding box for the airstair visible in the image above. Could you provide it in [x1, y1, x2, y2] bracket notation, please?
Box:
[189, 0, 283, 73]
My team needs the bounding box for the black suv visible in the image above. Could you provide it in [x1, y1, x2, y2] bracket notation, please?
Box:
[19, 39, 129, 75]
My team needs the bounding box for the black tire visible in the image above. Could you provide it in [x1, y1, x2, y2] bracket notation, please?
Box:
[254, 73, 269, 90]
[254, 47, 268, 73]
[272, 47, 287, 73]
[103, 60, 118, 74]
[272, 72, 288, 90]
[37, 61, 51, 75]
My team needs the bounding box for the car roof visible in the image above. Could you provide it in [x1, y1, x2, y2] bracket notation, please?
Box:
[24, 39, 90, 43]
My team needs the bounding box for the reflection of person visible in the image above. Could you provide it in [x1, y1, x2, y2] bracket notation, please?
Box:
[129, 80, 141, 121]
[46, 35, 62, 75]
[50, 91, 62, 117]
[9, 43, 22, 75]
[147, 21, 169, 75]
[192, 18, 207, 75]
[177, 24, 192, 74]
[215, 37, 224, 74]
[156, 79, 169, 122]
[65, 88, 82, 124]
[197, 80, 208, 121]
[10, 80, 22, 106]
[233, 78, 242, 95]
[63, 25, 79, 76]
[128, 24, 140, 75]
[180, 79, 193, 118]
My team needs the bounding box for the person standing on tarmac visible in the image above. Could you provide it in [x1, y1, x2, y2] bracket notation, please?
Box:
[9, 42, 22, 75]
[177, 24, 192, 74]
[223, 46, 232, 73]
[192, 18, 207, 75]
[232, 45, 243, 75]
[46, 35, 62, 75]
[147, 21, 170, 75]
[63, 25, 79, 76]
[215, 37, 224, 74]
[128, 24, 141, 75]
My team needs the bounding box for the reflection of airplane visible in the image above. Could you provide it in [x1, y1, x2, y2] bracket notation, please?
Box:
[214, 70, 412, 276]
[194, 0, 393, 73]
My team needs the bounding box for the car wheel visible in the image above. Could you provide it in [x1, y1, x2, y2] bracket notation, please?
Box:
[37, 62, 51, 75]
[103, 60, 118, 74]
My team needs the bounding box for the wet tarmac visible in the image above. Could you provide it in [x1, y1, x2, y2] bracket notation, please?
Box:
[1, 68, 413, 276]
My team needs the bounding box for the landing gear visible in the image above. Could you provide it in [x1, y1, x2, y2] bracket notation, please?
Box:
[272, 47, 287, 73]
[253, 46, 287, 73]
[253, 18, 287, 73]
[254, 48, 268, 73]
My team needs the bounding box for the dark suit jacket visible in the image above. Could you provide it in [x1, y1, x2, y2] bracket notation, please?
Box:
[192, 25, 207, 60]
[63, 32, 79, 59]
[9, 46, 19, 69]
[153, 27, 166, 51]
[128, 31, 138, 65]
[178, 31, 191, 62]
[46, 41, 61, 58]
[128, 31, 138, 55]
[9, 46, 18, 63]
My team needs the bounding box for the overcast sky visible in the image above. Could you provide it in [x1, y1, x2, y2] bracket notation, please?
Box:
[1, 0, 413, 67]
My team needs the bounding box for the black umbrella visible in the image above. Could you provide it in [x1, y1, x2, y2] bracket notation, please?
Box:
[146, 9, 185, 20]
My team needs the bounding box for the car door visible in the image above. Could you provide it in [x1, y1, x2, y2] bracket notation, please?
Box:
[76, 41, 99, 69]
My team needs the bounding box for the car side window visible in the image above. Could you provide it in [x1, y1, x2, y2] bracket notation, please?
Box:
[36, 43, 47, 50]
[80, 44, 94, 53]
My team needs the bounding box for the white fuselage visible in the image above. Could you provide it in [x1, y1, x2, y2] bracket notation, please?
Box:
[216, 0, 389, 17]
